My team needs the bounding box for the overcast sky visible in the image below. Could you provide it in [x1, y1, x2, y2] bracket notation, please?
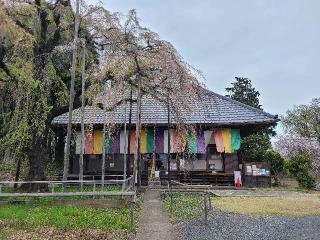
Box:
[90, 0, 319, 123]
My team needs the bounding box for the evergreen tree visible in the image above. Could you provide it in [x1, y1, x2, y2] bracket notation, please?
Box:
[225, 77, 273, 162]
[226, 77, 262, 110]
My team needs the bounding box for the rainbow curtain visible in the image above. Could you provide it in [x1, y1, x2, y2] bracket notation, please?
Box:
[81, 128, 240, 155]
[221, 129, 232, 153]
[140, 128, 156, 153]
[231, 129, 241, 151]
[213, 129, 241, 153]
[84, 131, 94, 154]
[197, 130, 206, 154]
[147, 128, 154, 153]
[111, 130, 120, 153]
[172, 130, 178, 153]
[188, 132, 197, 153]
[105, 131, 112, 154]
[155, 129, 164, 153]
[213, 130, 224, 153]
[93, 130, 103, 154]
[140, 129, 147, 154]
[129, 130, 136, 154]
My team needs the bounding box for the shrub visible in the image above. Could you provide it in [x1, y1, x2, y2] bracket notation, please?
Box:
[240, 133, 271, 162]
[264, 150, 285, 186]
[287, 154, 315, 188]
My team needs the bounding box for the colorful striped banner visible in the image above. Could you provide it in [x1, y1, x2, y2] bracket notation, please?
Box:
[222, 128, 232, 153]
[105, 131, 112, 154]
[204, 130, 213, 146]
[141, 129, 147, 154]
[231, 129, 241, 151]
[111, 130, 120, 153]
[80, 128, 240, 155]
[155, 129, 164, 153]
[172, 130, 178, 153]
[188, 131, 197, 153]
[197, 130, 206, 154]
[164, 130, 168, 153]
[84, 131, 94, 154]
[213, 130, 224, 153]
[120, 130, 128, 154]
[129, 130, 136, 154]
[147, 128, 154, 153]
[93, 130, 103, 154]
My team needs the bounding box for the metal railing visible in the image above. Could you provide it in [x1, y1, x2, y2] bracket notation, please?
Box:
[0, 176, 134, 196]
[163, 187, 213, 225]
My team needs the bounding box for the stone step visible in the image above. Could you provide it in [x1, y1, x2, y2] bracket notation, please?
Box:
[148, 180, 161, 186]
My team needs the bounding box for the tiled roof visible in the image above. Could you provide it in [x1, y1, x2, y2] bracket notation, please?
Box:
[52, 89, 279, 126]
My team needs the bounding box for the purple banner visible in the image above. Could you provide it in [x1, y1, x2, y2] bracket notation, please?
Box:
[197, 130, 206, 154]
[111, 130, 120, 153]
[155, 129, 164, 153]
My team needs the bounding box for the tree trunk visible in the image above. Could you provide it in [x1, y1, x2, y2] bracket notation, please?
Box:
[22, 136, 48, 192]
[127, 87, 133, 177]
[63, 0, 80, 183]
[134, 75, 142, 189]
[123, 102, 127, 181]
[79, 41, 86, 190]
[14, 157, 22, 189]
[167, 96, 171, 185]
[101, 104, 107, 188]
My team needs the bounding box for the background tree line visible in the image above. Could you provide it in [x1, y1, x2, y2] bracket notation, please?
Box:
[226, 77, 319, 188]
[0, 0, 97, 186]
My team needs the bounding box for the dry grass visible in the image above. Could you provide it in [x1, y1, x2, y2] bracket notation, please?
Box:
[213, 196, 320, 216]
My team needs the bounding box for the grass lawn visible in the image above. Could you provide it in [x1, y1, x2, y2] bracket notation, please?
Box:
[162, 192, 204, 220]
[213, 196, 320, 216]
[0, 196, 140, 240]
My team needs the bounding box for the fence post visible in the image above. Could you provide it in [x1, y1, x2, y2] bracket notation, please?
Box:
[168, 182, 173, 213]
[0, 184, 2, 194]
[204, 192, 208, 225]
[130, 193, 135, 232]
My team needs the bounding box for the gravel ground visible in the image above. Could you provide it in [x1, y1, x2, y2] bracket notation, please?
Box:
[176, 208, 320, 240]
[209, 189, 318, 198]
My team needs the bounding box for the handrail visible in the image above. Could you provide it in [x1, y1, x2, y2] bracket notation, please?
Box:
[0, 176, 133, 185]
[0, 176, 134, 195]
[0, 191, 135, 198]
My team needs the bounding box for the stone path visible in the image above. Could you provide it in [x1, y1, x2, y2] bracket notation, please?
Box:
[137, 189, 179, 240]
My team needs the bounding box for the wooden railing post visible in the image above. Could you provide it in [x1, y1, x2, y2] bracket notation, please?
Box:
[204, 192, 208, 225]
[130, 193, 135, 232]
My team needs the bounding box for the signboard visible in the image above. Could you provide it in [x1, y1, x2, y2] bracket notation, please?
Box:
[234, 171, 242, 187]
